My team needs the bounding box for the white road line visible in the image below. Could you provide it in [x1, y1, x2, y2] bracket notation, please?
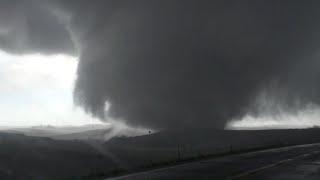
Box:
[229, 151, 320, 179]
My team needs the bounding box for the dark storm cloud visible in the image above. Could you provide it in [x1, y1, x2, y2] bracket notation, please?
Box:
[69, 0, 320, 130]
[0, 0, 75, 54]
[2, 0, 320, 130]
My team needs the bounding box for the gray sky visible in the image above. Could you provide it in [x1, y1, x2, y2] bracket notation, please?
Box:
[0, 50, 103, 126]
[1, 0, 320, 129]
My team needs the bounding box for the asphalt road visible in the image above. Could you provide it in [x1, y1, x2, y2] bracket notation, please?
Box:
[107, 143, 320, 180]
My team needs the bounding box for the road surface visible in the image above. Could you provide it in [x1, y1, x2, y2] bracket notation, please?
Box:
[107, 143, 320, 180]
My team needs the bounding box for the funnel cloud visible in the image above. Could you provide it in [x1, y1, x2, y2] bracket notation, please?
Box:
[1, 1, 320, 130]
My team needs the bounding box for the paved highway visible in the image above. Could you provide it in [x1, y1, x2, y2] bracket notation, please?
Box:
[107, 143, 320, 180]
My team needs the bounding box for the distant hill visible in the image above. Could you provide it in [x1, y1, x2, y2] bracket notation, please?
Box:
[0, 124, 111, 137]
[51, 128, 112, 140]
[51, 126, 147, 141]
[0, 124, 147, 141]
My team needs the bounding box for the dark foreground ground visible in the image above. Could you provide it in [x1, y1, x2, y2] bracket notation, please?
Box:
[2, 129, 320, 179]
[108, 143, 320, 180]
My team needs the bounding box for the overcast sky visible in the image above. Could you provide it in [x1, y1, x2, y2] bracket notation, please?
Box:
[1, 46, 319, 129]
[0, 49, 103, 127]
[1, 1, 320, 129]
